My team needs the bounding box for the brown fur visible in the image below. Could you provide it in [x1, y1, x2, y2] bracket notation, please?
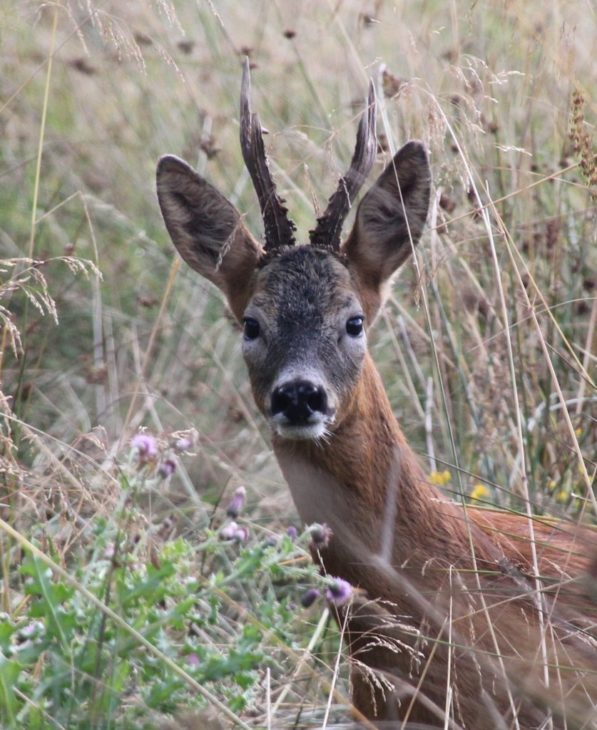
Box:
[275, 355, 596, 727]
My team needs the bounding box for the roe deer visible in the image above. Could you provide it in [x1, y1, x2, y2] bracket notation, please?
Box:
[157, 61, 596, 728]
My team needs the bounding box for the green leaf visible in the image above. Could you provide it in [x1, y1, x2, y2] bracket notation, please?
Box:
[0, 655, 21, 723]
[0, 620, 16, 650]
[21, 556, 73, 650]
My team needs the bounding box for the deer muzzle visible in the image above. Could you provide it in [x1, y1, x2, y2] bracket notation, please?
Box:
[269, 379, 332, 440]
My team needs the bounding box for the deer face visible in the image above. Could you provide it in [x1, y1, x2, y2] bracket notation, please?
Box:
[156, 62, 430, 442]
[241, 246, 367, 440]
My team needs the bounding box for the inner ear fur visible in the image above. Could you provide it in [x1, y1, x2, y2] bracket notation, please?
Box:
[343, 141, 431, 303]
[156, 155, 263, 320]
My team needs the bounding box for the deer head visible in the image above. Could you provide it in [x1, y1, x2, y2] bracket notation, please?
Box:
[157, 61, 431, 442]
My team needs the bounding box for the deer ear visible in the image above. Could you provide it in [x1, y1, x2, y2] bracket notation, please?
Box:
[156, 155, 263, 319]
[343, 141, 431, 307]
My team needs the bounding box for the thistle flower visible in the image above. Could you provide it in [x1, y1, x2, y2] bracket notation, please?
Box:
[286, 525, 298, 540]
[131, 433, 158, 461]
[19, 620, 44, 639]
[187, 653, 200, 668]
[219, 522, 239, 540]
[174, 437, 193, 452]
[300, 588, 321, 608]
[309, 523, 332, 550]
[234, 525, 249, 542]
[326, 577, 353, 607]
[158, 459, 176, 479]
[219, 521, 249, 542]
[226, 486, 246, 518]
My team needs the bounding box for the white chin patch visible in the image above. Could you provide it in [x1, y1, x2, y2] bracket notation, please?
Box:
[273, 421, 327, 441]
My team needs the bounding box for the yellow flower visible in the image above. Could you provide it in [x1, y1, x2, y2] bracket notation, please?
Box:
[554, 489, 569, 504]
[429, 470, 451, 486]
[470, 484, 490, 502]
[574, 427, 582, 437]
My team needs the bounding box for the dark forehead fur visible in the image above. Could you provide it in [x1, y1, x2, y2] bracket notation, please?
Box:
[253, 246, 355, 324]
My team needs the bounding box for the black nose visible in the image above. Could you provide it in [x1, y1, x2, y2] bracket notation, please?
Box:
[271, 380, 327, 425]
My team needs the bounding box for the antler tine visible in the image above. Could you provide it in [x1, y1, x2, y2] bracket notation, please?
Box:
[309, 81, 377, 251]
[240, 58, 296, 251]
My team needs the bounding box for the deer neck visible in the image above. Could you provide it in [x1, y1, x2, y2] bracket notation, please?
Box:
[272, 354, 455, 574]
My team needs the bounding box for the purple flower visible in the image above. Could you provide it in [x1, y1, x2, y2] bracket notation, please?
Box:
[233, 525, 249, 542]
[309, 523, 333, 549]
[174, 437, 193, 452]
[219, 521, 249, 542]
[158, 459, 176, 479]
[219, 522, 239, 540]
[286, 526, 298, 540]
[325, 577, 353, 607]
[131, 433, 158, 461]
[187, 653, 200, 668]
[300, 588, 321, 608]
[226, 486, 246, 518]
[19, 620, 44, 639]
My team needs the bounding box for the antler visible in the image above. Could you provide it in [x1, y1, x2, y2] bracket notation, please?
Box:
[240, 58, 296, 251]
[309, 82, 377, 251]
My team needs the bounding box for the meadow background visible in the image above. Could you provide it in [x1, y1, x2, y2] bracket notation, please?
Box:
[0, 0, 595, 727]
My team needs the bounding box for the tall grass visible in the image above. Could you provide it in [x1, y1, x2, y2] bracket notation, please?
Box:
[0, 0, 595, 727]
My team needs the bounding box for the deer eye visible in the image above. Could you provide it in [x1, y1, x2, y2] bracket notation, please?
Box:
[243, 317, 260, 340]
[346, 316, 364, 337]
